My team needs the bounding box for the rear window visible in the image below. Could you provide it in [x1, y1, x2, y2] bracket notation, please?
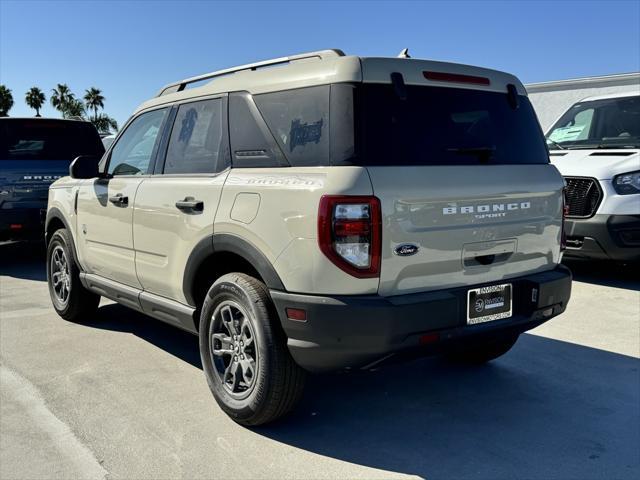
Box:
[0, 120, 104, 161]
[356, 84, 548, 166]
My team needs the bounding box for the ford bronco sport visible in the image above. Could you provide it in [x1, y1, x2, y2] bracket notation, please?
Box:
[46, 49, 572, 425]
[1, 118, 103, 241]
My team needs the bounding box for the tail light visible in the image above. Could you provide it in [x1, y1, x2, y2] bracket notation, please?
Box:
[318, 195, 381, 278]
[561, 188, 569, 251]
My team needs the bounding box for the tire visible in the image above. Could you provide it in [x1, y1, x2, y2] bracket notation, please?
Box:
[446, 334, 519, 364]
[199, 273, 306, 426]
[46, 228, 100, 321]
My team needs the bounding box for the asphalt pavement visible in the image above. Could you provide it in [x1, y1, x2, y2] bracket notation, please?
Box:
[1, 242, 638, 480]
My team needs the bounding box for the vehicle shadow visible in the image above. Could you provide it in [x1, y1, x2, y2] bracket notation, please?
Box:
[563, 258, 639, 291]
[89, 303, 202, 368]
[262, 335, 640, 479]
[84, 303, 639, 480]
[0, 241, 46, 281]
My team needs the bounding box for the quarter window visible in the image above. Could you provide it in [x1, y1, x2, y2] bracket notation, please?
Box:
[254, 85, 330, 166]
[108, 109, 167, 176]
[164, 98, 227, 174]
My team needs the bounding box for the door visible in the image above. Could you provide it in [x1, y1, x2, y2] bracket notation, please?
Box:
[133, 97, 230, 304]
[76, 108, 168, 287]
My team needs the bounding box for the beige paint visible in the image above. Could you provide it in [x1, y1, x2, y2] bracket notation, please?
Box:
[133, 173, 228, 303]
[76, 177, 143, 288]
[230, 193, 261, 224]
[216, 167, 379, 295]
[47, 50, 563, 315]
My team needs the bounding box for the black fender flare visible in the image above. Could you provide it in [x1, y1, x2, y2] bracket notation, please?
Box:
[45, 207, 80, 267]
[182, 233, 285, 306]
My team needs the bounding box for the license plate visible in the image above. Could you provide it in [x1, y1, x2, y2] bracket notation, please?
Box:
[467, 283, 512, 324]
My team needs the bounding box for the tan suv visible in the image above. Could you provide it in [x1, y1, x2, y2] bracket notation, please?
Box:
[46, 49, 572, 425]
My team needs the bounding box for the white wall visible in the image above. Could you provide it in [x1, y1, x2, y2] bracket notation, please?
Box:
[526, 74, 640, 132]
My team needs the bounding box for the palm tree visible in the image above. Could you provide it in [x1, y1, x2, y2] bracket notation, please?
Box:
[65, 98, 86, 119]
[50, 83, 75, 117]
[0, 85, 14, 117]
[84, 87, 104, 121]
[92, 114, 118, 134]
[25, 87, 46, 117]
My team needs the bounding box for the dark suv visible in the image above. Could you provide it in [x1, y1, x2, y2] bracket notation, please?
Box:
[0, 118, 104, 241]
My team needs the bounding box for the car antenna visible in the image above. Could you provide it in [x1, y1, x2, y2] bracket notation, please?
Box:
[397, 48, 411, 59]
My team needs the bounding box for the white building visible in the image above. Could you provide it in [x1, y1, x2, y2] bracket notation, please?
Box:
[526, 72, 640, 131]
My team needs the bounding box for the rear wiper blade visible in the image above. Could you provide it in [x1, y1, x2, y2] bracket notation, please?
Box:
[448, 146, 496, 162]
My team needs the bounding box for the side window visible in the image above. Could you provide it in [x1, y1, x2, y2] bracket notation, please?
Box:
[229, 92, 287, 168]
[108, 108, 167, 176]
[164, 98, 228, 174]
[254, 85, 330, 166]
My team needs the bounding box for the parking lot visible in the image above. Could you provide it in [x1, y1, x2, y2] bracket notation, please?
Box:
[0, 241, 638, 480]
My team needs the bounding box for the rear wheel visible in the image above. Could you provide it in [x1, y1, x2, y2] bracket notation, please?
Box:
[199, 273, 306, 426]
[446, 334, 519, 364]
[46, 228, 100, 321]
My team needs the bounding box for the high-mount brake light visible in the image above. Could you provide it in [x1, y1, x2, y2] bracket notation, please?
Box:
[318, 196, 382, 278]
[423, 71, 491, 86]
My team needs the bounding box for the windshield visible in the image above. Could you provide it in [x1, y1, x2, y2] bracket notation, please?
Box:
[0, 120, 105, 161]
[546, 95, 640, 150]
[354, 84, 548, 166]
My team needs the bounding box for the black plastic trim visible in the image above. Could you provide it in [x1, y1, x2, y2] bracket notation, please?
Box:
[564, 214, 640, 261]
[182, 235, 215, 306]
[564, 176, 603, 219]
[270, 265, 572, 372]
[45, 207, 80, 266]
[80, 273, 197, 334]
[181, 233, 286, 307]
[229, 91, 289, 168]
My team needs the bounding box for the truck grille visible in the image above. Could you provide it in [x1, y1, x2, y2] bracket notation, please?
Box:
[564, 177, 602, 218]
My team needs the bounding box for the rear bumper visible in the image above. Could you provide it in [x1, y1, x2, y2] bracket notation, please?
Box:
[0, 208, 46, 241]
[271, 265, 572, 372]
[564, 214, 640, 262]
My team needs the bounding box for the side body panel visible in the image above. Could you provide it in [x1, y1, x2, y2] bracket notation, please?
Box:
[46, 177, 83, 249]
[75, 177, 144, 288]
[215, 166, 377, 295]
[133, 173, 228, 303]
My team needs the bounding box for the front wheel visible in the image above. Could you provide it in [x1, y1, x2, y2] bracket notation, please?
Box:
[446, 334, 519, 364]
[199, 273, 306, 426]
[46, 228, 100, 321]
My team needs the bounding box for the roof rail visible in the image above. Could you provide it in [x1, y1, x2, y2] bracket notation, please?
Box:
[157, 49, 345, 97]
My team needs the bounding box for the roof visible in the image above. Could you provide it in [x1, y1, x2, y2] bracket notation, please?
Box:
[0, 117, 91, 123]
[579, 90, 640, 102]
[525, 72, 640, 93]
[134, 49, 525, 115]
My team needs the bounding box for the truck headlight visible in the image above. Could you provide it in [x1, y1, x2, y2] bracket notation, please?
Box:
[613, 171, 640, 195]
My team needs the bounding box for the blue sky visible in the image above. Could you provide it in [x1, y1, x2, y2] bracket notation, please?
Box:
[1, 0, 639, 127]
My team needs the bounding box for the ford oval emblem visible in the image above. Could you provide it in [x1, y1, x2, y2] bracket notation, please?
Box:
[394, 244, 419, 256]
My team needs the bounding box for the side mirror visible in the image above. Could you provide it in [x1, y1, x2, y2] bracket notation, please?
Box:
[69, 155, 100, 179]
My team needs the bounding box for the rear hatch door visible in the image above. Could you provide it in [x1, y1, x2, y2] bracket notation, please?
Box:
[354, 67, 563, 296]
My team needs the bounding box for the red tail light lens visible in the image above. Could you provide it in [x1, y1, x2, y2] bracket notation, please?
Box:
[318, 195, 382, 278]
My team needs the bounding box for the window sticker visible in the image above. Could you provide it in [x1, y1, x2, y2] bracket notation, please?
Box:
[548, 124, 586, 143]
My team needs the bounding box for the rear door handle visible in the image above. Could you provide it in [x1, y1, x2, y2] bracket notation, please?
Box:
[108, 193, 128, 206]
[175, 197, 204, 212]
